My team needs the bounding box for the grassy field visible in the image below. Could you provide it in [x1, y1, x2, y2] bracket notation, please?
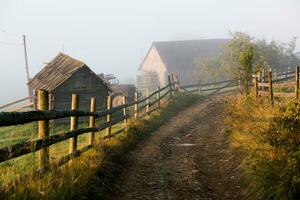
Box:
[0, 113, 123, 185]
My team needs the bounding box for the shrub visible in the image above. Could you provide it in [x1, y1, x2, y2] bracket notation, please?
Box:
[226, 95, 300, 200]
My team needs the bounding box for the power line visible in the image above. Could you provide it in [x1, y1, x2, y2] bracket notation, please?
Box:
[0, 28, 22, 46]
[0, 28, 22, 38]
[0, 40, 22, 46]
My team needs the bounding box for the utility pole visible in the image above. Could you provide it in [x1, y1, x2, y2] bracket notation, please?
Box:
[23, 34, 33, 97]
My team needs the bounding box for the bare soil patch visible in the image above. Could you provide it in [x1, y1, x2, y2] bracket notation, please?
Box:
[108, 96, 245, 200]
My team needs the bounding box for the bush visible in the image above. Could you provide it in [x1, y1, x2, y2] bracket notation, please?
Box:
[226, 95, 300, 200]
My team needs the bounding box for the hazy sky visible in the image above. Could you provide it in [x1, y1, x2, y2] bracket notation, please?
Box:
[0, 0, 300, 104]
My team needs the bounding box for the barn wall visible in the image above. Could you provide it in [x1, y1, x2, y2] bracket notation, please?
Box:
[52, 67, 109, 112]
[139, 46, 167, 86]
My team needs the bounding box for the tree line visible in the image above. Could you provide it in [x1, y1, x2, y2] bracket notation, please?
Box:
[194, 32, 299, 93]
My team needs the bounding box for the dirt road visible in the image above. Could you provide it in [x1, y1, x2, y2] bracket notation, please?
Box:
[109, 96, 245, 200]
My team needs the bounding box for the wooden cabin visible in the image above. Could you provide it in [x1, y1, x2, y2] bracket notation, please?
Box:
[137, 39, 228, 93]
[28, 53, 111, 111]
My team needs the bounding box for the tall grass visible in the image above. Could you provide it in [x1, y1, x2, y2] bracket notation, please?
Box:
[225, 94, 300, 200]
[1, 93, 201, 200]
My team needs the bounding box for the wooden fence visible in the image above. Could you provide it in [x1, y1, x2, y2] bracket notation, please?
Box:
[253, 65, 299, 101]
[180, 79, 237, 95]
[0, 96, 35, 112]
[0, 76, 176, 175]
[0, 73, 238, 190]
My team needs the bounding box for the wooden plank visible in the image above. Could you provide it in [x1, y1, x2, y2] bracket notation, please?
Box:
[157, 86, 161, 110]
[37, 90, 49, 169]
[0, 116, 127, 163]
[258, 91, 269, 96]
[258, 82, 269, 87]
[103, 128, 125, 139]
[295, 65, 299, 98]
[106, 95, 112, 136]
[123, 95, 127, 131]
[147, 84, 169, 99]
[146, 88, 150, 115]
[253, 75, 258, 97]
[168, 75, 173, 97]
[88, 97, 96, 145]
[0, 84, 172, 127]
[273, 82, 295, 88]
[9, 102, 34, 112]
[259, 91, 295, 97]
[134, 91, 138, 119]
[69, 94, 79, 156]
[150, 89, 171, 106]
[269, 70, 273, 102]
[274, 92, 295, 97]
[181, 79, 234, 89]
[0, 96, 34, 110]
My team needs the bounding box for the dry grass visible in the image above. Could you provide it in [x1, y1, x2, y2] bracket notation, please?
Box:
[0, 93, 201, 200]
[225, 94, 300, 200]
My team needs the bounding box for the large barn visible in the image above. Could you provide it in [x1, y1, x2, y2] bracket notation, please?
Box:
[28, 53, 111, 111]
[137, 39, 228, 93]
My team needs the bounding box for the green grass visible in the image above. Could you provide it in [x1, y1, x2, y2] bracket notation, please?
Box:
[0, 115, 123, 185]
[1, 93, 202, 200]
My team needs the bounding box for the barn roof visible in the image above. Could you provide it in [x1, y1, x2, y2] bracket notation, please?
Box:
[28, 53, 109, 91]
[139, 39, 228, 71]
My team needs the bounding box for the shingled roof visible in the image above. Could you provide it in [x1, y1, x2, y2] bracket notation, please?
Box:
[139, 39, 228, 71]
[28, 53, 107, 91]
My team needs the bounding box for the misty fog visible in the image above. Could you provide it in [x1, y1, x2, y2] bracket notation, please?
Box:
[0, 0, 299, 104]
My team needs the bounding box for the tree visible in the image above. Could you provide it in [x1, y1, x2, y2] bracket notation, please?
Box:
[254, 37, 298, 71]
[194, 31, 299, 93]
[220, 32, 299, 93]
[220, 32, 255, 93]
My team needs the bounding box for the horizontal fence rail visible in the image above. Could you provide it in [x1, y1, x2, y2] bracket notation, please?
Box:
[180, 79, 236, 95]
[0, 96, 34, 110]
[181, 79, 234, 89]
[0, 72, 234, 190]
[253, 65, 300, 101]
[0, 74, 176, 177]
[0, 84, 170, 127]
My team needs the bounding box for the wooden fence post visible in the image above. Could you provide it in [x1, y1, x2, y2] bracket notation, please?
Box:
[268, 69, 273, 103]
[176, 75, 180, 87]
[157, 86, 161, 110]
[106, 95, 112, 136]
[288, 66, 291, 78]
[168, 75, 172, 97]
[171, 73, 175, 85]
[123, 95, 127, 131]
[171, 74, 175, 95]
[295, 65, 299, 98]
[253, 75, 258, 98]
[197, 80, 201, 94]
[238, 72, 241, 90]
[88, 97, 96, 145]
[172, 74, 179, 92]
[69, 94, 79, 156]
[33, 90, 38, 110]
[37, 90, 49, 169]
[134, 91, 138, 119]
[146, 88, 150, 115]
[259, 70, 262, 80]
